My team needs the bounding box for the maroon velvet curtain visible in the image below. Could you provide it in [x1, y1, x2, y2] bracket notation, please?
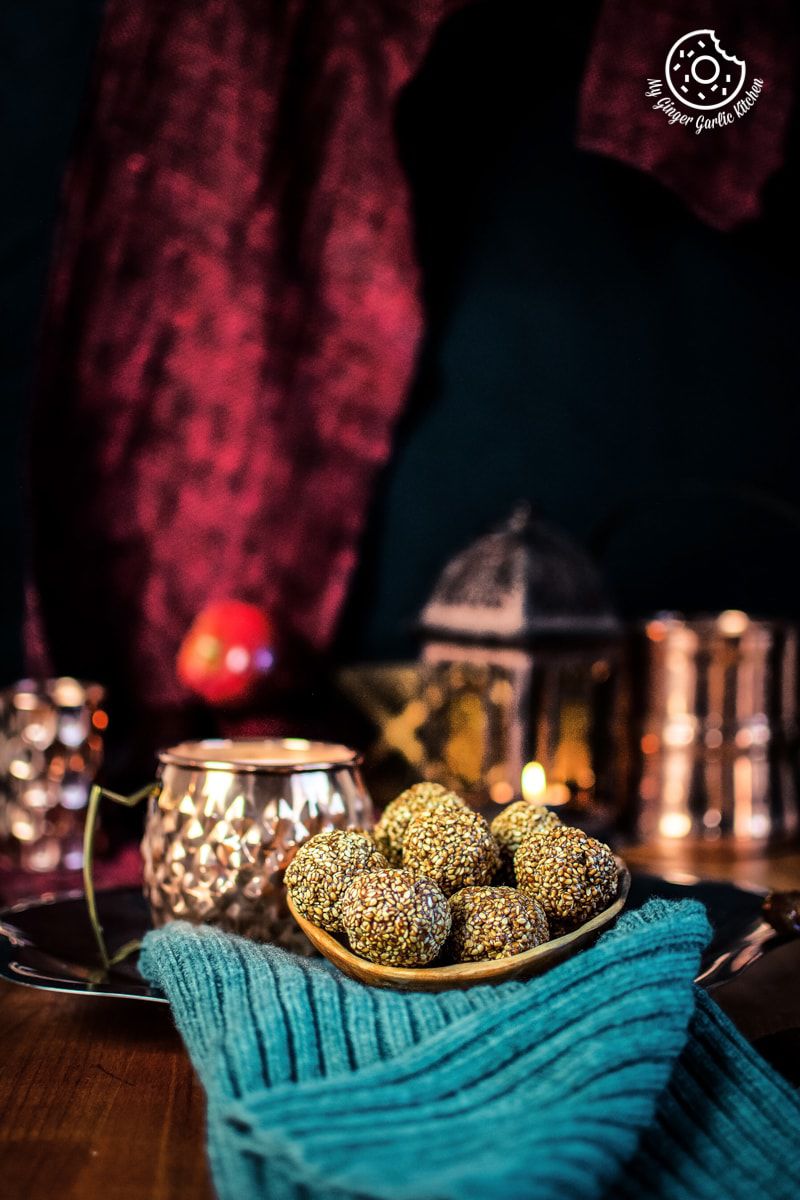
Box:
[28, 0, 459, 724]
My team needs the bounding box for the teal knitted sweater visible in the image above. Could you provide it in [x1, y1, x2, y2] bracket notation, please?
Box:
[139, 900, 800, 1200]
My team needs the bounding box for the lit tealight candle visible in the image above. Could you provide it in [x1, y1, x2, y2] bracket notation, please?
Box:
[521, 760, 547, 802]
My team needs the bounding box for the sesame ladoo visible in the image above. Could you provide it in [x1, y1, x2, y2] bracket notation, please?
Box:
[341, 869, 451, 967]
[490, 800, 561, 875]
[284, 829, 387, 933]
[373, 782, 468, 866]
[345, 826, 375, 842]
[448, 886, 549, 962]
[403, 806, 500, 897]
[514, 825, 617, 932]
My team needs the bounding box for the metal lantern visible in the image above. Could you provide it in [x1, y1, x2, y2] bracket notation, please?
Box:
[416, 506, 622, 814]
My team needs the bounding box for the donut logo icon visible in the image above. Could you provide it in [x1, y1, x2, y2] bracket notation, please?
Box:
[665, 30, 746, 111]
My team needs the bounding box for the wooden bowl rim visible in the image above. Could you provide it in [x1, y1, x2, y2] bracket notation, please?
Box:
[287, 858, 631, 987]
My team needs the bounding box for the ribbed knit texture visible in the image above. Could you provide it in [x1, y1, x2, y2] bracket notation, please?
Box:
[140, 900, 800, 1200]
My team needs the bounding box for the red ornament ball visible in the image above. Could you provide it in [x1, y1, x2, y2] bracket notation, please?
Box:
[177, 600, 275, 706]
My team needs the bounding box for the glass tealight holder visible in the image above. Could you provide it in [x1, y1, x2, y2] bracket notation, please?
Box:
[0, 677, 107, 872]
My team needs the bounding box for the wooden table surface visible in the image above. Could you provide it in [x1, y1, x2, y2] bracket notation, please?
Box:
[0, 985, 212, 1200]
[0, 843, 797, 1200]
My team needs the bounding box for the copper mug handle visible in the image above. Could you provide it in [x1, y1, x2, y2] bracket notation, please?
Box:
[82, 783, 158, 970]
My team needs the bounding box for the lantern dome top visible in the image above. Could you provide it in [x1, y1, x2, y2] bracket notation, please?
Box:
[418, 505, 619, 643]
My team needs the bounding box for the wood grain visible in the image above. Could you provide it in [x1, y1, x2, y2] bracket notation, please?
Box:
[0, 985, 212, 1200]
[625, 842, 800, 893]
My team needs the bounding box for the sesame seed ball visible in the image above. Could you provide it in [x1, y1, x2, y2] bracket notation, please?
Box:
[448, 886, 549, 962]
[490, 801, 561, 874]
[345, 826, 375, 843]
[514, 825, 618, 932]
[403, 807, 500, 897]
[373, 782, 468, 866]
[341, 869, 451, 967]
[285, 830, 388, 932]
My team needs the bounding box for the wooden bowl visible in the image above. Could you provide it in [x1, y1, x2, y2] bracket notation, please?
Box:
[287, 859, 631, 991]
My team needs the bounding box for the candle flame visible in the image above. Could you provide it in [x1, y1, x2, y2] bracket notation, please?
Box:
[521, 761, 547, 802]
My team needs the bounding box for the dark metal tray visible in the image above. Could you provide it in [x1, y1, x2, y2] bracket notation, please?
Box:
[0, 887, 165, 1003]
[0, 872, 772, 1004]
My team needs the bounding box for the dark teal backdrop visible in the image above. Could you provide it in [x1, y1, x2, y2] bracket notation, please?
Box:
[1, 1, 105, 682]
[338, 2, 800, 658]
